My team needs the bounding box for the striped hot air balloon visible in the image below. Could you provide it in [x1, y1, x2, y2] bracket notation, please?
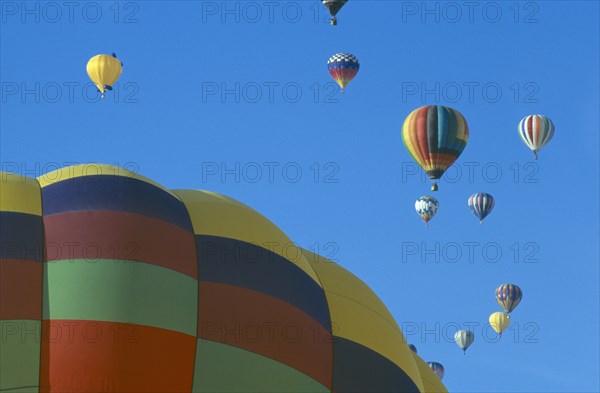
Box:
[426, 362, 445, 380]
[402, 106, 469, 191]
[1, 164, 448, 393]
[327, 53, 359, 93]
[415, 196, 439, 227]
[468, 192, 495, 224]
[495, 284, 523, 315]
[518, 114, 554, 160]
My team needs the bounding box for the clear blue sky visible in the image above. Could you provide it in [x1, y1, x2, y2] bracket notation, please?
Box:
[1, 1, 599, 391]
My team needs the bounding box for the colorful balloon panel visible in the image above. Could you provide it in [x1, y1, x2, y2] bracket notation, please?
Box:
[518, 114, 554, 159]
[327, 53, 359, 92]
[39, 165, 198, 393]
[496, 284, 523, 314]
[0, 173, 44, 392]
[402, 106, 469, 191]
[1, 164, 447, 393]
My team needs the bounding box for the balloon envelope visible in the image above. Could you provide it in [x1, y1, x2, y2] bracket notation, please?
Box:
[327, 53, 359, 92]
[322, 0, 348, 25]
[427, 362, 445, 380]
[518, 115, 554, 159]
[454, 330, 474, 353]
[86, 54, 123, 98]
[468, 193, 495, 224]
[0, 164, 444, 393]
[489, 312, 510, 336]
[415, 196, 439, 226]
[402, 106, 469, 191]
[496, 283, 522, 314]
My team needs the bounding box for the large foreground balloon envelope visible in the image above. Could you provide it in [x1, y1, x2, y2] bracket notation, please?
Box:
[468, 192, 495, 224]
[415, 196, 439, 227]
[518, 114, 554, 160]
[327, 53, 359, 93]
[322, 0, 348, 25]
[496, 283, 522, 314]
[489, 312, 510, 336]
[427, 362, 445, 380]
[1, 164, 448, 393]
[86, 53, 123, 99]
[402, 106, 469, 191]
[454, 330, 474, 354]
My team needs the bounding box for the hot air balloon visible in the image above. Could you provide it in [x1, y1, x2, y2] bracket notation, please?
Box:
[322, 0, 348, 25]
[86, 53, 123, 99]
[327, 53, 359, 93]
[496, 284, 522, 315]
[402, 106, 469, 191]
[489, 312, 510, 336]
[1, 164, 447, 393]
[427, 362, 445, 380]
[518, 115, 554, 160]
[415, 196, 439, 227]
[468, 192, 495, 224]
[454, 330, 474, 354]
[409, 344, 418, 354]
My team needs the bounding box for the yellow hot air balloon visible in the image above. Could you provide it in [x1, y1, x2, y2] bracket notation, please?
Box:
[489, 312, 510, 336]
[86, 53, 123, 99]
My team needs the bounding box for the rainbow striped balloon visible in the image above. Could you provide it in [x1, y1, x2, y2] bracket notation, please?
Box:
[402, 106, 469, 191]
[495, 283, 523, 314]
[327, 53, 359, 93]
[518, 114, 554, 160]
[1, 164, 448, 393]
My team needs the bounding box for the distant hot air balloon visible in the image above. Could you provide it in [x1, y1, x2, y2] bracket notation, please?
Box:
[518, 115, 554, 160]
[409, 344, 418, 354]
[415, 196, 439, 227]
[489, 312, 510, 336]
[427, 362, 445, 380]
[402, 106, 469, 191]
[86, 53, 123, 99]
[468, 193, 495, 224]
[327, 53, 359, 93]
[454, 330, 474, 354]
[322, 0, 348, 25]
[496, 284, 522, 315]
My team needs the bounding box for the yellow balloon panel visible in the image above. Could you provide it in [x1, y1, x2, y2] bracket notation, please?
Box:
[0, 173, 41, 215]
